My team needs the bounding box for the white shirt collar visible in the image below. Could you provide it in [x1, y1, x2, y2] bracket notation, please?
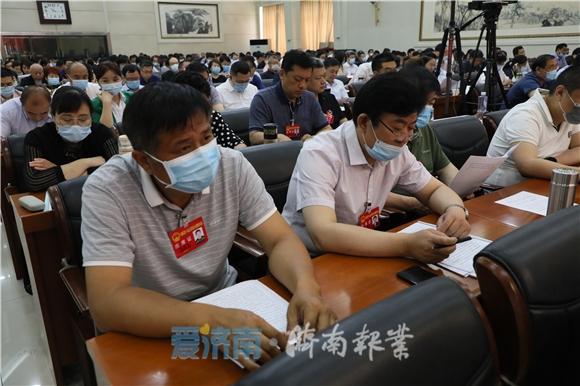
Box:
[344, 121, 369, 166]
[531, 89, 555, 127]
[138, 161, 210, 208]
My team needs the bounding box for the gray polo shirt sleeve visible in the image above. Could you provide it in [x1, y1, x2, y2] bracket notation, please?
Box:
[249, 92, 272, 132]
[235, 152, 277, 230]
[81, 175, 135, 267]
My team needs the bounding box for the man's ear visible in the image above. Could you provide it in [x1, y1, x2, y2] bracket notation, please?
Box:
[356, 113, 370, 131]
[132, 150, 154, 174]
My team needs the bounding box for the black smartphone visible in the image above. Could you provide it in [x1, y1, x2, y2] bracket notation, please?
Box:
[397, 266, 438, 285]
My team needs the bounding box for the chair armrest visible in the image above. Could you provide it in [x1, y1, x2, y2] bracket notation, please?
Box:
[233, 227, 266, 258]
[59, 265, 90, 317]
[4, 185, 18, 202]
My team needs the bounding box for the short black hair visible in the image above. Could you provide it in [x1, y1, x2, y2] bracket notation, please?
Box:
[281, 49, 313, 72]
[239, 55, 256, 69]
[1, 67, 17, 79]
[372, 53, 396, 72]
[122, 64, 140, 77]
[512, 45, 524, 57]
[323, 57, 340, 68]
[531, 54, 555, 71]
[556, 43, 568, 51]
[230, 61, 250, 75]
[399, 67, 441, 99]
[186, 62, 209, 75]
[140, 60, 154, 68]
[550, 65, 580, 94]
[353, 72, 424, 125]
[174, 71, 211, 98]
[94, 61, 121, 80]
[50, 86, 93, 116]
[123, 82, 211, 152]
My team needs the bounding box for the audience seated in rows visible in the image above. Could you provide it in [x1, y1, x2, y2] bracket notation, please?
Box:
[1, 85, 51, 138]
[307, 59, 346, 130]
[249, 50, 332, 144]
[23, 86, 117, 192]
[174, 71, 246, 149]
[81, 82, 335, 370]
[282, 72, 470, 260]
[487, 65, 580, 187]
[216, 61, 258, 111]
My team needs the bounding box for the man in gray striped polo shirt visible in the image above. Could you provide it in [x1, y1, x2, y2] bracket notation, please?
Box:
[82, 82, 334, 370]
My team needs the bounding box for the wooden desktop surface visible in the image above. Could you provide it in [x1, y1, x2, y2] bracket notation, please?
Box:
[86, 211, 519, 385]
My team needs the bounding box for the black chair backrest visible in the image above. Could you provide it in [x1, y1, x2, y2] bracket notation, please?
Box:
[235, 277, 499, 386]
[482, 109, 509, 141]
[221, 108, 250, 146]
[240, 141, 302, 212]
[336, 75, 350, 85]
[431, 115, 489, 168]
[5, 135, 27, 192]
[48, 176, 88, 267]
[475, 205, 580, 386]
[261, 78, 274, 88]
[352, 81, 366, 94]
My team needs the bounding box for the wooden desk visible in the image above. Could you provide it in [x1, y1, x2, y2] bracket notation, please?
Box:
[86, 211, 516, 386]
[466, 179, 580, 228]
[10, 192, 77, 386]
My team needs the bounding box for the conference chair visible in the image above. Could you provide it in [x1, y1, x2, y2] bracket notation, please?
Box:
[230, 141, 303, 279]
[1, 135, 31, 291]
[221, 107, 251, 145]
[431, 115, 489, 169]
[482, 109, 509, 142]
[48, 176, 97, 386]
[475, 205, 580, 386]
[261, 78, 275, 88]
[235, 277, 500, 386]
[336, 75, 350, 85]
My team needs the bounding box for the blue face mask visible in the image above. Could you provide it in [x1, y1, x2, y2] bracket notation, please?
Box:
[147, 139, 221, 193]
[211, 66, 221, 75]
[546, 69, 558, 81]
[126, 80, 141, 91]
[1, 85, 15, 97]
[416, 105, 434, 129]
[233, 81, 249, 93]
[222, 65, 231, 73]
[47, 77, 60, 86]
[71, 79, 89, 90]
[101, 81, 123, 96]
[57, 125, 92, 143]
[363, 123, 403, 162]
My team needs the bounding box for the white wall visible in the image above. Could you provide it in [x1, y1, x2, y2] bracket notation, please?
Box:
[1, 0, 259, 55]
[333, 1, 578, 58]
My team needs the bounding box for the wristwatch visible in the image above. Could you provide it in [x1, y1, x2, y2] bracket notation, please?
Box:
[444, 204, 469, 219]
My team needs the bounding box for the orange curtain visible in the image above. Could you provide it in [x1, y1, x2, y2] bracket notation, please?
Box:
[300, 0, 334, 50]
[263, 4, 286, 53]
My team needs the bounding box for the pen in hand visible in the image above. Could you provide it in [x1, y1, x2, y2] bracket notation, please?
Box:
[434, 236, 472, 249]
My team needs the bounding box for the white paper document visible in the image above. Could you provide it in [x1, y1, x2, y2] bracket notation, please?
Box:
[398, 221, 492, 277]
[193, 280, 289, 332]
[449, 154, 508, 197]
[495, 191, 550, 216]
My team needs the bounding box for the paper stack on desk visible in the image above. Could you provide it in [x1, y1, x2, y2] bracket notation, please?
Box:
[398, 221, 492, 277]
[193, 280, 289, 332]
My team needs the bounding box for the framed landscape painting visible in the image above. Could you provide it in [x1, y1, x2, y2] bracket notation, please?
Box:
[158, 2, 220, 39]
[420, 0, 580, 41]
